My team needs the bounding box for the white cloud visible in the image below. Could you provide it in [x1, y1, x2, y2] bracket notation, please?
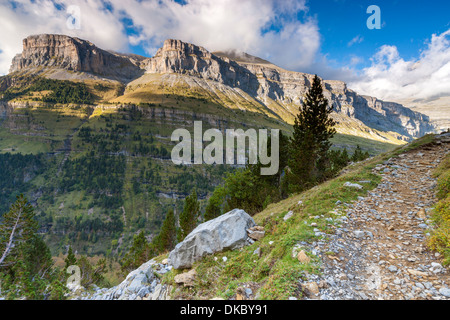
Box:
[0, 0, 321, 75]
[0, 0, 128, 75]
[108, 0, 320, 71]
[348, 35, 364, 47]
[349, 56, 363, 66]
[349, 29, 450, 102]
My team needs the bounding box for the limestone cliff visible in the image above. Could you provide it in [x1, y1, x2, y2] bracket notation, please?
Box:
[9, 34, 143, 81]
[7, 35, 436, 139]
[144, 40, 435, 139]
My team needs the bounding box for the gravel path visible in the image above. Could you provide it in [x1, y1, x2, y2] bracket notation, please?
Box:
[301, 134, 450, 300]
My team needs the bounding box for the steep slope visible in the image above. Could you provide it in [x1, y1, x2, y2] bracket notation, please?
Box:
[144, 133, 448, 301]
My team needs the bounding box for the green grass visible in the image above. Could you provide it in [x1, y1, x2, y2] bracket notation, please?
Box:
[428, 152, 450, 265]
[0, 127, 52, 154]
[0, 104, 92, 154]
[331, 133, 400, 155]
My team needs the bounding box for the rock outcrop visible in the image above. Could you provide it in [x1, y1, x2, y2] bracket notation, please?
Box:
[10, 34, 143, 81]
[169, 209, 256, 269]
[74, 259, 173, 300]
[144, 39, 259, 94]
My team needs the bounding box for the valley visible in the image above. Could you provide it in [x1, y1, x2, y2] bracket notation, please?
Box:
[0, 34, 436, 260]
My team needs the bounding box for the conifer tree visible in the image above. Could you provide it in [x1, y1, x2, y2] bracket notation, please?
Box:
[351, 145, 370, 162]
[288, 75, 336, 192]
[178, 189, 200, 241]
[120, 230, 154, 275]
[155, 209, 177, 252]
[0, 194, 38, 266]
[64, 246, 77, 272]
[204, 186, 225, 222]
[0, 195, 66, 299]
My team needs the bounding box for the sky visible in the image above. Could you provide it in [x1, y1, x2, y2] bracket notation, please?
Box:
[0, 0, 449, 104]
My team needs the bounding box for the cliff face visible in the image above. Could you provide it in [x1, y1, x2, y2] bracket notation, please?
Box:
[144, 40, 435, 139]
[323, 82, 435, 138]
[10, 34, 143, 80]
[7, 35, 435, 139]
[144, 39, 260, 94]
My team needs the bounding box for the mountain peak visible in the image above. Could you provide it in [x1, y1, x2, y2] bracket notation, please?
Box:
[10, 34, 143, 81]
[159, 39, 207, 53]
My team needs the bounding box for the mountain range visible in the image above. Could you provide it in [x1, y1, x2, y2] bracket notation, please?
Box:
[8, 34, 435, 141]
[0, 34, 437, 257]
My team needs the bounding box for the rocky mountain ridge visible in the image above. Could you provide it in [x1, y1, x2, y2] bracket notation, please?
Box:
[7, 34, 436, 140]
[143, 39, 435, 139]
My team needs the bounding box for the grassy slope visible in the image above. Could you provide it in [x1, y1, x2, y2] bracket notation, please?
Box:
[158, 134, 437, 300]
[428, 150, 450, 265]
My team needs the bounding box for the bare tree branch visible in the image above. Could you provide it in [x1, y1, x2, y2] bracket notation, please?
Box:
[0, 208, 23, 266]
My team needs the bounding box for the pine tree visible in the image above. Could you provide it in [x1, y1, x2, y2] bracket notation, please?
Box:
[21, 234, 53, 278]
[120, 231, 154, 275]
[77, 255, 108, 288]
[351, 145, 370, 162]
[0, 194, 38, 266]
[155, 209, 177, 252]
[178, 189, 200, 241]
[64, 246, 77, 272]
[288, 75, 336, 192]
[0, 195, 66, 299]
[204, 186, 225, 222]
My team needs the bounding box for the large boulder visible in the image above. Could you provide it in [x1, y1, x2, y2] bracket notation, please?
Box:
[169, 209, 256, 269]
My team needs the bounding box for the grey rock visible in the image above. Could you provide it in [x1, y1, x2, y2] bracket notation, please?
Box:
[10, 34, 143, 81]
[344, 182, 363, 189]
[128, 273, 147, 292]
[388, 265, 398, 273]
[168, 209, 256, 269]
[353, 230, 365, 238]
[137, 287, 150, 298]
[151, 284, 162, 300]
[431, 262, 442, 269]
[283, 211, 294, 221]
[439, 287, 450, 298]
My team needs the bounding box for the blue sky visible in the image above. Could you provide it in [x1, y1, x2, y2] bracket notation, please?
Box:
[0, 0, 449, 103]
[307, 0, 450, 69]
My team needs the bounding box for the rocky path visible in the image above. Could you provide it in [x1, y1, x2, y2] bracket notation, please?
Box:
[302, 134, 450, 300]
